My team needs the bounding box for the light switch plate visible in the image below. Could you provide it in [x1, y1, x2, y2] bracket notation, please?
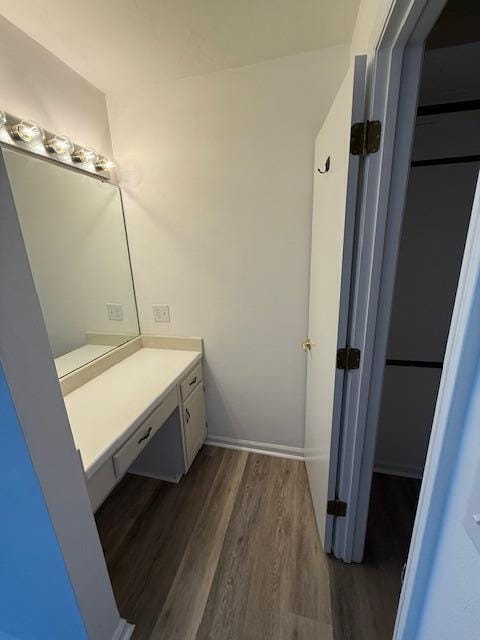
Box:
[107, 303, 123, 321]
[153, 304, 170, 323]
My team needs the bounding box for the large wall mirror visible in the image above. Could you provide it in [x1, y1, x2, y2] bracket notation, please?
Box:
[3, 147, 139, 378]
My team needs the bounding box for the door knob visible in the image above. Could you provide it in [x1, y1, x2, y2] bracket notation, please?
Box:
[302, 338, 314, 352]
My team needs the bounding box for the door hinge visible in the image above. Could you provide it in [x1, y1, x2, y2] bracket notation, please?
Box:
[350, 120, 381, 156]
[337, 347, 361, 371]
[327, 499, 347, 517]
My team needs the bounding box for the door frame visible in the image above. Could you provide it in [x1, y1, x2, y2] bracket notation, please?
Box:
[336, 0, 480, 631]
[332, 0, 449, 563]
[394, 175, 480, 633]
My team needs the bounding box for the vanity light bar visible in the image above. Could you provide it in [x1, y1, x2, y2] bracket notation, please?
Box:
[45, 134, 75, 157]
[0, 109, 115, 175]
[10, 119, 45, 143]
[72, 146, 98, 164]
[95, 156, 116, 172]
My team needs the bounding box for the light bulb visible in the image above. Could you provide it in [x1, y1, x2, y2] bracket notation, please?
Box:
[46, 134, 74, 156]
[95, 156, 116, 172]
[0, 111, 6, 128]
[10, 119, 45, 143]
[72, 146, 97, 164]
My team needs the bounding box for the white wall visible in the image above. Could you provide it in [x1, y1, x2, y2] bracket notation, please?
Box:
[107, 47, 350, 449]
[0, 15, 112, 157]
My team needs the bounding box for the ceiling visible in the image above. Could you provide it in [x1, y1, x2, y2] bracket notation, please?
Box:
[0, 0, 360, 94]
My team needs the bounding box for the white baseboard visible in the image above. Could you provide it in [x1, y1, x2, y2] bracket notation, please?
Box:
[112, 619, 135, 640]
[206, 435, 305, 461]
[374, 462, 423, 480]
[206, 439, 424, 474]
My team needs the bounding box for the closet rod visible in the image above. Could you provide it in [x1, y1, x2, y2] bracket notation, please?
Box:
[418, 99, 480, 116]
[386, 359, 443, 369]
[411, 154, 480, 168]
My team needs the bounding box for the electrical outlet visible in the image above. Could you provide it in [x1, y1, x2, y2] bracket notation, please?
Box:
[153, 304, 170, 323]
[107, 303, 124, 321]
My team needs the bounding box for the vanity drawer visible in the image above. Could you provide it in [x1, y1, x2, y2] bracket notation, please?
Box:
[180, 362, 203, 401]
[113, 388, 178, 477]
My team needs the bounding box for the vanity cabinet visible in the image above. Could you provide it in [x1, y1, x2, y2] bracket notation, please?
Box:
[66, 344, 208, 512]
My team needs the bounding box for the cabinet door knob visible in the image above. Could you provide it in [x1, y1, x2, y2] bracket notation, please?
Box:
[186, 408, 191, 423]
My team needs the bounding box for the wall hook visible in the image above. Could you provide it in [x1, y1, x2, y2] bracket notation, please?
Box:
[318, 156, 330, 174]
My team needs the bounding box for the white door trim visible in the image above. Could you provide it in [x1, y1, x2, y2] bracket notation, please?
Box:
[394, 172, 480, 635]
[332, 0, 448, 563]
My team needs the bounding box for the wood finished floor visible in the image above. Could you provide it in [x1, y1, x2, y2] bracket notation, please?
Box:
[328, 473, 421, 640]
[96, 449, 420, 640]
[96, 446, 333, 640]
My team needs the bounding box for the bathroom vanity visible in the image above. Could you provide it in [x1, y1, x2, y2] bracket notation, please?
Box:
[2, 144, 207, 515]
[63, 336, 207, 511]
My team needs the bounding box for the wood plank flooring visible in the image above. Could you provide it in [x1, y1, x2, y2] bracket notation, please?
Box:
[96, 446, 333, 640]
[328, 473, 421, 640]
[96, 450, 421, 640]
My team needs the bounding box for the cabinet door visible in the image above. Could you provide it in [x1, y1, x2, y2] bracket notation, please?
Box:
[183, 383, 207, 468]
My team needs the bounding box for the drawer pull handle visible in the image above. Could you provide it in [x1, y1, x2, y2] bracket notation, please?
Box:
[138, 427, 153, 444]
[186, 408, 191, 423]
[189, 376, 197, 386]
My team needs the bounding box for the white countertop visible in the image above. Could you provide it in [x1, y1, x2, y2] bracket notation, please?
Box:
[64, 347, 202, 478]
[55, 344, 114, 378]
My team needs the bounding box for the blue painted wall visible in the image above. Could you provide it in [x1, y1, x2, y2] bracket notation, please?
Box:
[417, 359, 480, 638]
[0, 364, 87, 640]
